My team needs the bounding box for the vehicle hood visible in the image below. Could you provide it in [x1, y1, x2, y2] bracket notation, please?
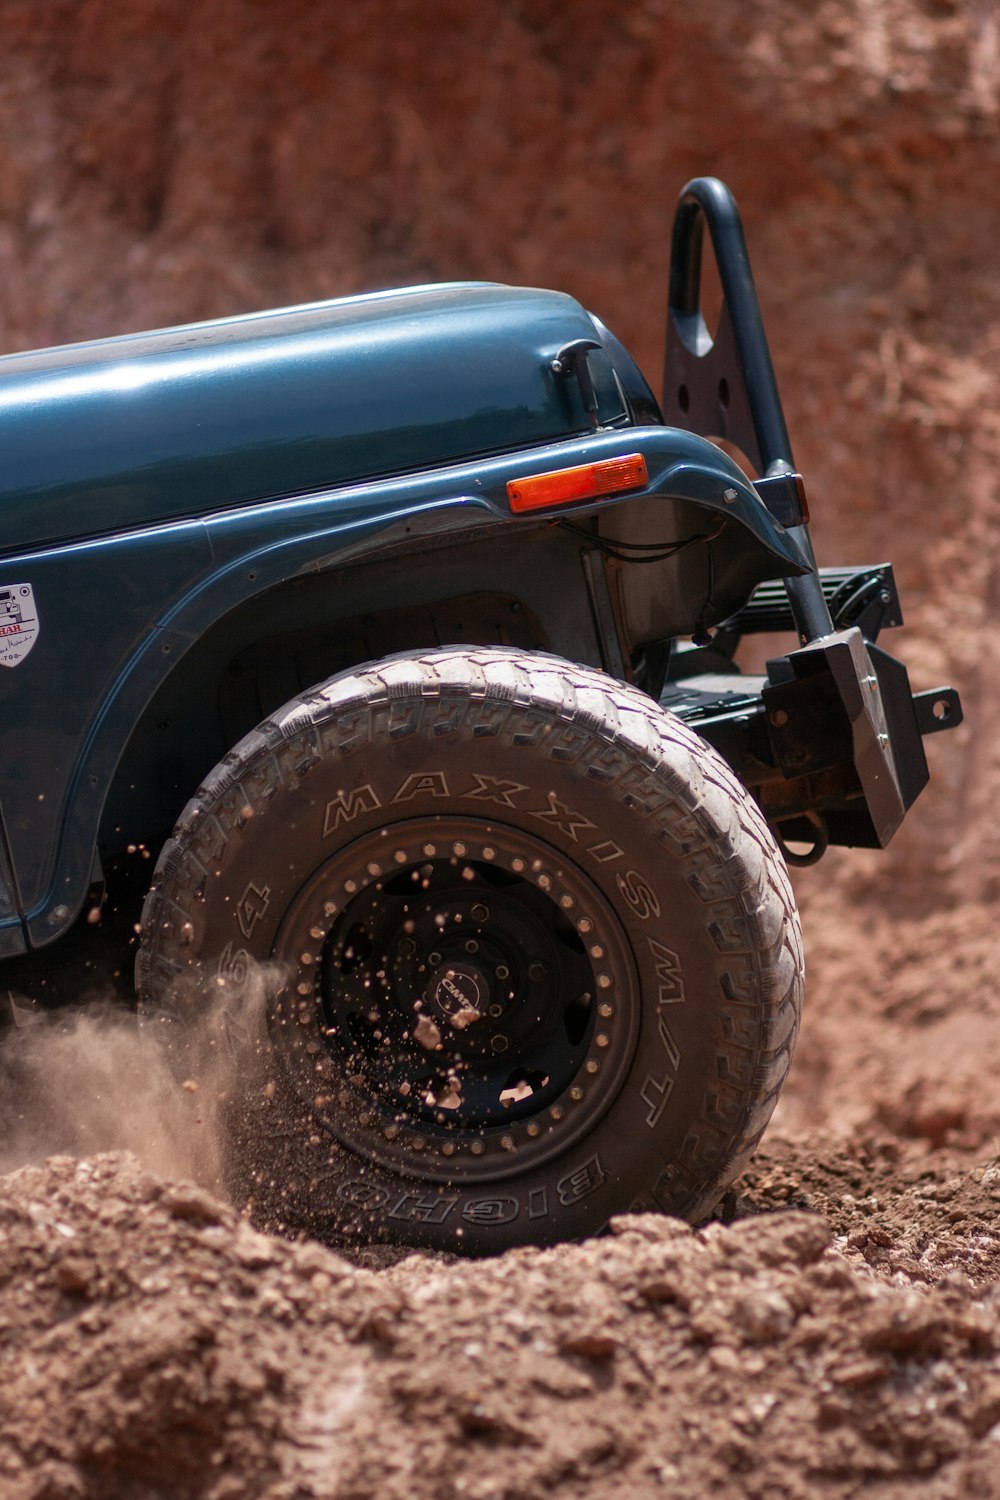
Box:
[0, 283, 624, 553]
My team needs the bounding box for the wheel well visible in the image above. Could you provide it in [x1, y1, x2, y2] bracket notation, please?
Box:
[216, 585, 546, 751]
[98, 567, 552, 867]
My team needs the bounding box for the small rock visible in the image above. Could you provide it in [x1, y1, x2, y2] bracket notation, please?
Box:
[160, 1184, 232, 1226]
[413, 1014, 442, 1050]
[829, 1356, 890, 1388]
[54, 1258, 93, 1295]
[608, 1213, 693, 1243]
[637, 1275, 690, 1309]
[559, 1330, 619, 1360]
[727, 1212, 833, 1268]
[732, 1288, 795, 1343]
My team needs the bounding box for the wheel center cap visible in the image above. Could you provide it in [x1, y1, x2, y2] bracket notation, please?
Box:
[428, 961, 488, 1022]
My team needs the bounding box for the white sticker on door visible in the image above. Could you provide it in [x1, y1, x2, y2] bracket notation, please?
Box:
[0, 585, 39, 668]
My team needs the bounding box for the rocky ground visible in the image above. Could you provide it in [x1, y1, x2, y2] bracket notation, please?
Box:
[2, 1143, 1000, 1499]
[2, 0, 1000, 1495]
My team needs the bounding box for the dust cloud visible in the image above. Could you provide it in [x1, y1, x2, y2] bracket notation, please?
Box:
[0, 963, 281, 1195]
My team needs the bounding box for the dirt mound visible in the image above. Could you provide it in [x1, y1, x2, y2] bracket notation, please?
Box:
[743, 1135, 1000, 1290]
[2, 1150, 999, 1500]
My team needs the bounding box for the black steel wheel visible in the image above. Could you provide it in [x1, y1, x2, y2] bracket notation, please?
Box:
[138, 646, 803, 1253]
[273, 816, 640, 1183]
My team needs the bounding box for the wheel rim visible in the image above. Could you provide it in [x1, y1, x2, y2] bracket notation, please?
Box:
[271, 816, 640, 1183]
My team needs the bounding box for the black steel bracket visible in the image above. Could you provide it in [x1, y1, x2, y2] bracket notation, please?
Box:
[912, 687, 963, 736]
[664, 178, 791, 477]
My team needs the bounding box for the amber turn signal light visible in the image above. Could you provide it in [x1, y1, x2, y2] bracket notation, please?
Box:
[507, 453, 648, 513]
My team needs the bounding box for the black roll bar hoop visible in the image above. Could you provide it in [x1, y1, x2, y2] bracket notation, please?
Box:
[663, 177, 834, 643]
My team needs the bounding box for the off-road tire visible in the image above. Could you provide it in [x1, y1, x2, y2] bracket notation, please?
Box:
[137, 646, 803, 1254]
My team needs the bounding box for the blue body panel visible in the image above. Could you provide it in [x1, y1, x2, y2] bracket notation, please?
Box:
[0, 282, 805, 955]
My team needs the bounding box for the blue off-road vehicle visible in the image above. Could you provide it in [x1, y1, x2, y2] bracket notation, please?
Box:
[0, 180, 960, 1251]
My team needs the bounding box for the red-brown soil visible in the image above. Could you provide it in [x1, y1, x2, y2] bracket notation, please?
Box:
[1, 1, 999, 1495]
[3, 1147, 1000, 1499]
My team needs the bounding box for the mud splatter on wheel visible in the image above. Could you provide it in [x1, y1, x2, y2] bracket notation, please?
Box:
[137, 647, 803, 1254]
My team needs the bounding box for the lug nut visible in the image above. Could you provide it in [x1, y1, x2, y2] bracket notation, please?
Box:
[465, 939, 479, 954]
[495, 965, 510, 980]
[528, 962, 547, 983]
[471, 903, 489, 922]
[398, 937, 416, 958]
[490, 1034, 510, 1053]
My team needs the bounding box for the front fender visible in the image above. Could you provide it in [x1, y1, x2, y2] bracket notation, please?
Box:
[0, 424, 805, 952]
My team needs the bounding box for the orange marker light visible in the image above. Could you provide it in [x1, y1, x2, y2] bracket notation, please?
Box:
[507, 453, 648, 513]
